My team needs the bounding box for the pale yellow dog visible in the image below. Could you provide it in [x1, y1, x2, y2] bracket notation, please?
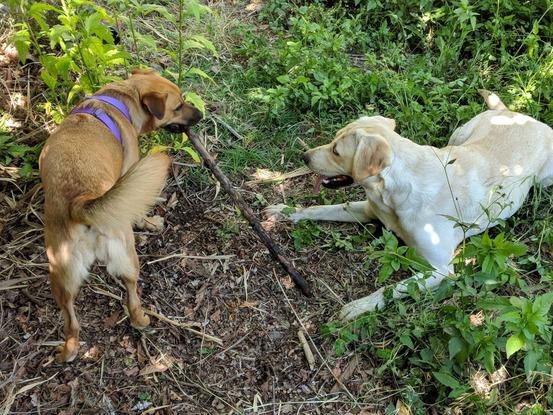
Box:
[267, 91, 553, 320]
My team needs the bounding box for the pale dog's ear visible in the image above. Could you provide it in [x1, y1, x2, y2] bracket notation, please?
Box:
[352, 129, 392, 181]
[377, 116, 396, 131]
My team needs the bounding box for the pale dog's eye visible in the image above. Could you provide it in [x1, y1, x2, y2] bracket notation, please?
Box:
[175, 103, 183, 111]
[332, 144, 340, 156]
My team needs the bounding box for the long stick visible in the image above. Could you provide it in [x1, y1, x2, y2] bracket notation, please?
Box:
[185, 132, 312, 297]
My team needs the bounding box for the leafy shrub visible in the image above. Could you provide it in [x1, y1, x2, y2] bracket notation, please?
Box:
[243, 5, 368, 115]
[322, 229, 553, 411]
[9, 0, 128, 105]
[237, 0, 552, 145]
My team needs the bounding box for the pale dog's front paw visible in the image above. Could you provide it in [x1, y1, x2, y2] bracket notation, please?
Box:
[263, 204, 301, 222]
[339, 287, 386, 321]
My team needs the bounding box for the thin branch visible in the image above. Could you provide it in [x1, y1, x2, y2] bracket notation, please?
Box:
[186, 131, 312, 297]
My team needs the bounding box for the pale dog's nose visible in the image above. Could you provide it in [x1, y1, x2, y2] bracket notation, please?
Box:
[302, 152, 310, 165]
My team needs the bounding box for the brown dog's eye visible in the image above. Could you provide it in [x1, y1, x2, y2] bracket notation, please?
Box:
[175, 103, 183, 111]
[332, 144, 340, 156]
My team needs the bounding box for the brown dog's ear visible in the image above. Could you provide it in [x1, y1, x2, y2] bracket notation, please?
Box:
[142, 92, 168, 120]
[352, 129, 392, 181]
[131, 68, 156, 76]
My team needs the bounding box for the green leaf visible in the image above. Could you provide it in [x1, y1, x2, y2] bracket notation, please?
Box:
[506, 334, 525, 358]
[13, 29, 30, 63]
[185, 0, 211, 20]
[185, 92, 205, 115]
[183, 67, 213, 81]
[433, 371, 461, 389]
[190, 35, 218, 57]
[141, 3, 175, 21]
[484, 347, 495, 373]
[67, 83, 84, 104]
[281, 206, 296, 215]
[182, 146, 201, 163]
[334, 338, 346, 356]
[524, 350, 540, 372]
[419, 348, 433, 362]
[40, 69, 57, 90]
[29, 2, 59, 31]
[448, 336, 465, 359]
[499, 311, 521, 323]
[19, 162, 34, 177]
[377, 263, 394, 283]
[277, 75, 291, 84]
[399, 335, 414, 350]
[84, 13, 113, 43]
[181, 40, 210, 53]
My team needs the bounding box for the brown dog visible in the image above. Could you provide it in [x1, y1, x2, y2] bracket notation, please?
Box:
[39, 69, 202, 362]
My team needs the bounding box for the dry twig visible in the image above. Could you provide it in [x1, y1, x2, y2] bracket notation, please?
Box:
[186, 131, 311, 296]
[297, 329, 315, 370]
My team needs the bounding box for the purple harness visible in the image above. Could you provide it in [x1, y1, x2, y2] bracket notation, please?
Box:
[71, 95, 132, 144]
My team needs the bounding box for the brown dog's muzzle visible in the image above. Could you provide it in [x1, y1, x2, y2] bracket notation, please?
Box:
[163, 106, 203, 134]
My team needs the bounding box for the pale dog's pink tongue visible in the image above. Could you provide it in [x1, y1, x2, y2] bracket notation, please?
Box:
[313, 175, 324, 194]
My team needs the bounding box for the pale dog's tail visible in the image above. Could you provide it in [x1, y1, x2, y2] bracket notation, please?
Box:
[478, 89, 508, 110]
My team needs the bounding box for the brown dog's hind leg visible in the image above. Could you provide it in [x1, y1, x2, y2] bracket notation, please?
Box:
[50, 270, 81, 362]
[106, 227, 150, 329]
[123, 247, 150, 330]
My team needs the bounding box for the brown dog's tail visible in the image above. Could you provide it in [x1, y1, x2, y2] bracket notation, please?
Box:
[71, 153, 171, 229]
[478, 89, 507, 110]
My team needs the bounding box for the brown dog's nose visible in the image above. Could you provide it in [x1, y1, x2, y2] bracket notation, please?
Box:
[190, 107, 203, 125]
[302, 152, 310, 165]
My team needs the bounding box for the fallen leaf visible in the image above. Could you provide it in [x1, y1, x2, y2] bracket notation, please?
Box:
[124, 367, 139, 377]
[211, 309, 221, 322]
[167, 192, 178, 209]
[396, 400, 411, 415]
[281, 276, 295, 290]
[139, 362, 169, 376]
[103, 310, 121, 329]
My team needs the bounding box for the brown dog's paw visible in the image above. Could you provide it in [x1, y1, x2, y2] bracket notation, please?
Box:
[130, 310, 150, 330]
[135, 215, 165, 232]
[55, 340, 79, 363]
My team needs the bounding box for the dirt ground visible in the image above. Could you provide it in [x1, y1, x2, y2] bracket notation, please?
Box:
[0, 41, 391, 414]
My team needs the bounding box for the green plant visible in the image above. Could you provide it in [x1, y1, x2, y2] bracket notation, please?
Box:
[247, 4, 368, 115]
[456, 232, 528, 289]
[9, 0, 128, 105]
[0, 130, 36, 177]
[367, 230, 434, 283]
[5, 0, 216, 174]
[290, 220, 322, 251]
[497, 293, 553, 371]
[322, 227, 551, 410]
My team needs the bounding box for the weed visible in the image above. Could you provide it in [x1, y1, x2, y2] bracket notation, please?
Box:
[4, 0, 216, 176]
[8, 0, 127, 108]
[322, 229, 553, 411]
[0, 116, 36, 177]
